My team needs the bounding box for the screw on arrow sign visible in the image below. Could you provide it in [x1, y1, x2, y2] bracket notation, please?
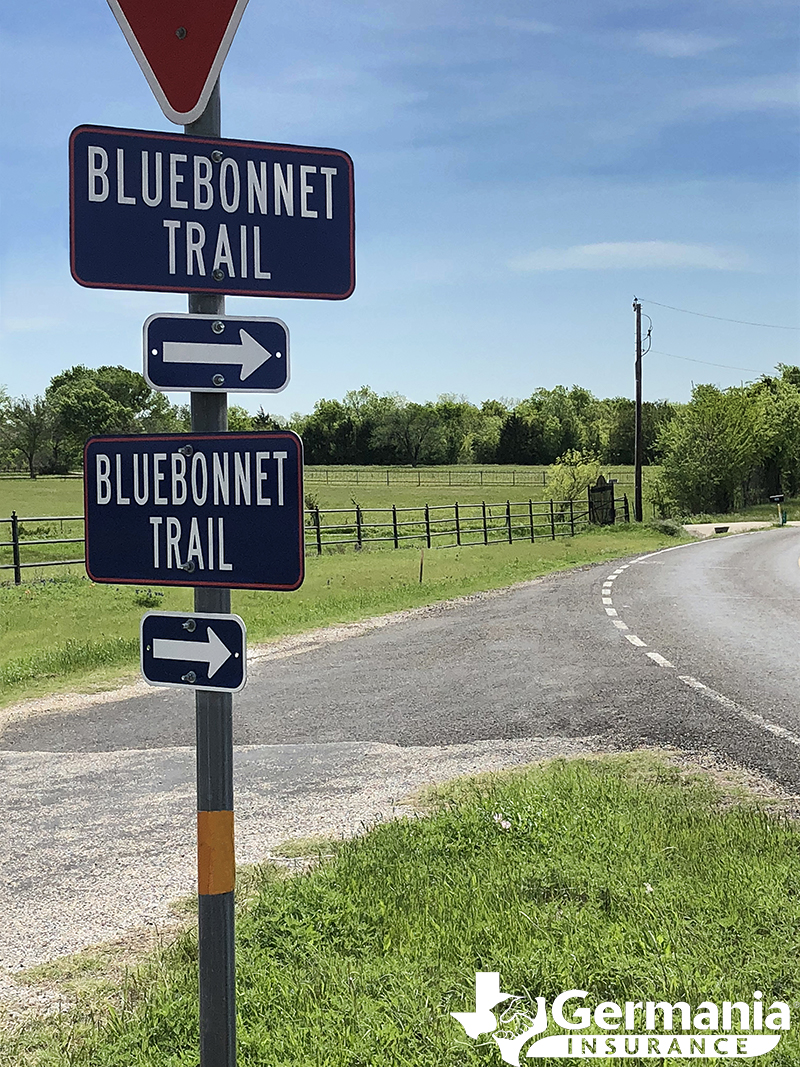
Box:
[163, 330, 278, 381]
[143, 313, 290, 393]
[140, 611, 247, 692]
[153, 626, 232, 678]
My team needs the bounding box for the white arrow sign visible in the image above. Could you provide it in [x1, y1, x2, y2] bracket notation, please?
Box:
[153, 627, 233, 678]
[162, 330, 277, 380]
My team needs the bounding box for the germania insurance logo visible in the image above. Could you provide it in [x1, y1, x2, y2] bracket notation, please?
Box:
[451, 973, 790, 1061]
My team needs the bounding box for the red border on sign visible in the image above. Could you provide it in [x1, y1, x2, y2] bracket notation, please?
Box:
[69, 125, 355, 300]
[83, 432, 305, 590]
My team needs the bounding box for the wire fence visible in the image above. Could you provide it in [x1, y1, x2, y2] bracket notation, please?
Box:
[1, 494, 629, 582]
[304, 467, 638, 488]
[304, 498, 597, 554]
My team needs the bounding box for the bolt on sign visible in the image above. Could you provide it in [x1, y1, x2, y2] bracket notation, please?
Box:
[141, 611, 247, 693]
[143, 313, 290, 393]
[84, 432, 304, 590]
[106, 0, 251, 125]
[70, 125, 355, 298]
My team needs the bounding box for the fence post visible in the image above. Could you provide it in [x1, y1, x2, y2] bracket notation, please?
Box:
[569, 499, 575, 536]
[392, 504, 399, 549]
[449, 471, 452, 486]
[326, 470, 329, 484]
[356, 505, 363, 548]
[512, 470, 516, 487]
[624, 494, 630, 523]
[386, 469, 389, 486]
[424, 504, 431, 548]
[314, 506, 322, 555]
[543, 470, 547, 486]
[529, 499, 535, 542]
[506, 500, 513, 543]
[455, 502, 461, 546]
[549, 500, 556, 540]
[417, 471, 421, 486]
[482, 501, 488, 544]
[480, 470, 483, 486]
[11, 511, 22, 585]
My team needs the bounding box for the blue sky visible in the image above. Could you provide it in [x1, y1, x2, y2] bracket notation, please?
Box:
[2, 0, 798, 417]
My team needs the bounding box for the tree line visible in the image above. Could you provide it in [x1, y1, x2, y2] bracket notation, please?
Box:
[2, 363, 799, 516]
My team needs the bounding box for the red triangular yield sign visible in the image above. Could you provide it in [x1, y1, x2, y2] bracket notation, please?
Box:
[107, 0, 250, 124]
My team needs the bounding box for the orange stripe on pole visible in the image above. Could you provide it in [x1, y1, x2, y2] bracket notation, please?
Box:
[197, 810, 235, 895]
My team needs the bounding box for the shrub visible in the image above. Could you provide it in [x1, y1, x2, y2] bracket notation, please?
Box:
[647, 518, 682, 537]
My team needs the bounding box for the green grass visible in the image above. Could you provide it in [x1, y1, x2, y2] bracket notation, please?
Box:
[682, 500, 800, 524]
[0, 469, 652, 576]
[0, 525, 685, 706]
[0, 475, 83, 519]
[5, 753, 798, 1065]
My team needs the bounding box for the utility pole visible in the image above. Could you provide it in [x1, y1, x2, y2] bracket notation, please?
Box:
[633, 297, 643, 522]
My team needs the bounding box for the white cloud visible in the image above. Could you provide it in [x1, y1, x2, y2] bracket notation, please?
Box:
[510, 241, 749, 272]
[635, 31, 735, 58]
[493, 17, 558, 35]
[683, 73, 799, 111]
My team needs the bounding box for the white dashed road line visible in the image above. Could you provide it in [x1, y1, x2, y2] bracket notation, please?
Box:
[646, 652, 674, 668]
[599, 540, 800, 749]
[678, 676, 800, 748]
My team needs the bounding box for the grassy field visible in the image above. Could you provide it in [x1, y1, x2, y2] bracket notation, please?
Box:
[0, 525, 686, 705]
[0, 467, 653, 579]
[5, 752, 798, 1066]
[1, 467, 648, 516]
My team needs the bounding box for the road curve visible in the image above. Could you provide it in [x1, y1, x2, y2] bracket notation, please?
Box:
[2, 528, 799, 977]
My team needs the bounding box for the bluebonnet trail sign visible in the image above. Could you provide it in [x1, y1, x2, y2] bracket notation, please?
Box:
[144, 313, 290, 393]
[141, 611, 247, 693]
[69, 125, 355, 299]
[84, 431, 304, 589]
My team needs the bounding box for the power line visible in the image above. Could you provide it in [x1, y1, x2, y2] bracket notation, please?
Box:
[639, 298, 800, 330]
[650, 348, 762, 373]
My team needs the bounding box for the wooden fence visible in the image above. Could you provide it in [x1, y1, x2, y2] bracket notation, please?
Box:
[1, 494, 630, 582]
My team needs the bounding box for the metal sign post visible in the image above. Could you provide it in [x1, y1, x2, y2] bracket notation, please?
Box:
[83, 4, 352, 1059]
[187, 82, 236, 1067]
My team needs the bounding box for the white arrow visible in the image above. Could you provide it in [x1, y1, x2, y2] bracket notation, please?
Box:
[152, 627, 233, 679]
[162, 330, 276, 381]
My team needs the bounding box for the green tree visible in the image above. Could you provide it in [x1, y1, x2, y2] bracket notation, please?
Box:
[595, 397, 676, 465]
[433, 394, 480, 464]
[658, 384, 763, 514]
[745, 365, 800, 497]
[4, 396, 53, 478]
[54, 381, 133, 451]
[252, 407, 287, 430]
[227, 405, 254, 431]
[46, 365, 182, 462]
[547, 449, 602, 503]
[371, 400, 442, 466]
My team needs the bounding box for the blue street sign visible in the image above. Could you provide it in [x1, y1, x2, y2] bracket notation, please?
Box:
[141, 611, 247, 693]
[84, 432, 304, 589]
[144, 314, 289, 393]
[70, 125, 355, 299]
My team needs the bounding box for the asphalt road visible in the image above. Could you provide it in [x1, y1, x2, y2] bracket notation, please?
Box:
[2, 527, 800, 976]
